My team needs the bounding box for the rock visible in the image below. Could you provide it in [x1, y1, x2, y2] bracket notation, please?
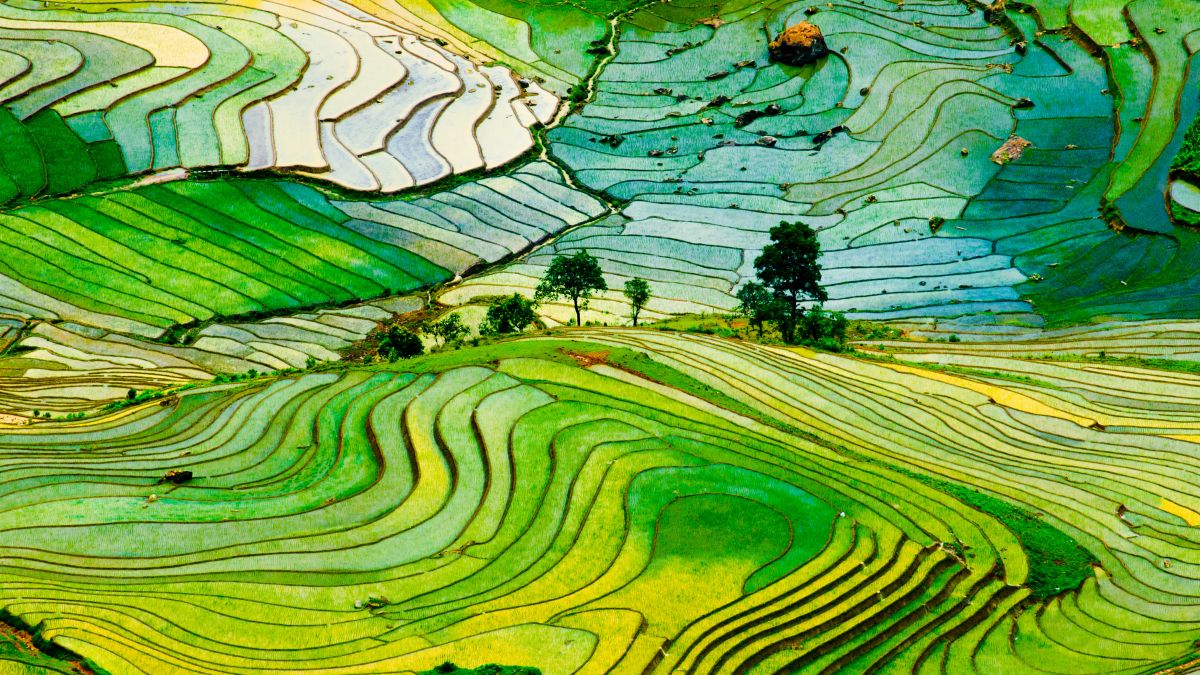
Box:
[764, 103, 782, 115]
[734, 109, 767, 127]
[768, 22, 830, 66]
[705, 95, 731, 108]
[990, 135, 1032, 165]
[811, 125, 847, 145]
[705, 70, 730, 80]
[756, 136, 778, 147]
[1013, 97, 1035, 109]
[597, 134, 625, 149]
[161, 469, 193, 485]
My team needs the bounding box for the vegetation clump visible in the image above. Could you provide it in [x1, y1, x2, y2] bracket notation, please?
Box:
[1172, 114, 1200, 181]
[422, 313, 469, 348]
[426, 663, 539, 675]
[378, 326, 424, 361]
[481, 294, 538, 335]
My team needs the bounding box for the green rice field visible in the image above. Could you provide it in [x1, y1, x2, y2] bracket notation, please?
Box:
[0, 0, 1197, 671]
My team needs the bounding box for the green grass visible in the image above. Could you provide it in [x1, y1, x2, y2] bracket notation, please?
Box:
[1031, 352, 1200, 375]
[896, 468, 1098, 599]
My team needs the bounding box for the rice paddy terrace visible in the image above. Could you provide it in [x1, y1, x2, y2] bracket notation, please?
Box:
[0, 0, 1199, 672]
[4, 331, 1200, 673]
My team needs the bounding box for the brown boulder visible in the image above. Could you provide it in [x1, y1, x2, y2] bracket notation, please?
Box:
[990, 135, 1031, 165]
[769, 22, 830, 66]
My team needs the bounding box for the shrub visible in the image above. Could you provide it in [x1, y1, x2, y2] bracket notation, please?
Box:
[735, 281, 779, 337]
[797, 306, 847, 344]
[422, 314, 469, 348]
[481, 294, 537, 335]
[378, 327, 423, 361]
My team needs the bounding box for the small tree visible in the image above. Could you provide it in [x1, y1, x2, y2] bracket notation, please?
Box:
[423, 313, 469, 348]
[623, 278, 651, 326]
[379, 326, 423, 361]
[735, 281, 779, 337]
[754, 221, 827, 343]
[797, 306, 848, 346]
[535, 250, 608, 327]
[481, 294, 537, 335]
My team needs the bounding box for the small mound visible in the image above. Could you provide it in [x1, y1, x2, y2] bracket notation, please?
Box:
[991, 135, 1032, 165]
[768, 22, 830, 66]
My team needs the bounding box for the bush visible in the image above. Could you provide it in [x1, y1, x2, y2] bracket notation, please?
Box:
[796, 306, 847, 345]
[422, 313, 469, 348]
[481, 294, 537, 335]
[1174, 113, 1200, 180]
[379, 327, 423, 361]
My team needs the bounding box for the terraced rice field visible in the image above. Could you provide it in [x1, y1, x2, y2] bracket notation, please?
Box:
[1, 0, 1200, 671]
[0, 331, 1199, 673]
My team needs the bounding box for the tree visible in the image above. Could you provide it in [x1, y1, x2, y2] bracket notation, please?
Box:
[481, 294, 537, 335]
[754, 221, 826, 343]
[379, 326, 423, 361]
[797, 305, 848, 346]
[735, 281, 780, 337]
[422, 313, 469, 348]
[623, 278, 651, 326]
[535, 250, 607, 327]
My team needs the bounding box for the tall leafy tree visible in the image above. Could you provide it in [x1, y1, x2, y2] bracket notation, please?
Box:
[754, 221, 826, 343]
[535, 250, 608, 327]
[623, 278, 651, 326]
